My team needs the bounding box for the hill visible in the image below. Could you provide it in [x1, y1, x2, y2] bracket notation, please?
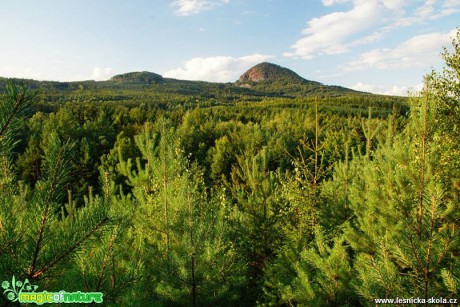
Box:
[110, 71, 164, 84]
[235, 62, 358, 96]
[237, 62, 308, 84]
[0, 62, 397, 109]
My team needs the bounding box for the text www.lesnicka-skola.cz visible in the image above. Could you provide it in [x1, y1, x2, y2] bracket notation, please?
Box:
[374, 297, 458, 304]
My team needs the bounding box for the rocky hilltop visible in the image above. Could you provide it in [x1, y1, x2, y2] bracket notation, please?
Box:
[237, 62, 307, 84]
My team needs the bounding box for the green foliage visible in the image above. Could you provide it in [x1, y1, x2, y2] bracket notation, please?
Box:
[1, 31, 459, 307]
[0, 81, 38, 187]
[0, 83, 132, 305]
[116, 121, 244, 306]
[263, 227, 357, 306]
[342, 34, 460, 304]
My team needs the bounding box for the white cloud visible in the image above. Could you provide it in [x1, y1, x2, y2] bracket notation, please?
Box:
[343, 30, 456, 71]
[171, 0, 230, 16]
[284, 1, 395, 59]
[436, 0, 460, 17]
[381, 0, 406, 10]
[91, 67, 115, 81]
[322, 0, 351, 6]
[164, 54, 275, 82]
[395, 0, 433, 26]
[391, 0, 460, 26]
[68, 67, 115, 81]
[350, 82, 422, 96]
[285, 0, 460, 59]
[443, 0, 460, 7]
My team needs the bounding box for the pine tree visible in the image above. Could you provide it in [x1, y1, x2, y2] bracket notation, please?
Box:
[0, 81, 37, 188]
[117, 120, 244, 306]
[263, 227, 357, 306]
[277, 97, 326, 242]
[55, 170, 141, 305]
[345, 32, 460, 303]
[261, 98, 356, 306]
[226, 147, 286, 303]
[0, 82, 123, 305]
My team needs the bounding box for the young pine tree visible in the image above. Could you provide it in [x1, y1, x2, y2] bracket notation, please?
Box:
[117, 120, 244, 306]
[263, 226, 357, 306]
[1, 82, 123, 304]
[226, 147, 287, 304]
[345, 32, 460, 303]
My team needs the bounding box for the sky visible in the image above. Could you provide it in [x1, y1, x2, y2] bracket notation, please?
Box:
[0, 0, 459, 96]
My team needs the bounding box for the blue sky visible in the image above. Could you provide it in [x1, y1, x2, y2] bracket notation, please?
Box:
[0, 0, 458, 95]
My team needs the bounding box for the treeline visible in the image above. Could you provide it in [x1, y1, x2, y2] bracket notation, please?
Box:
[1, 34, 459, 306]
[12, 94, 404, 205]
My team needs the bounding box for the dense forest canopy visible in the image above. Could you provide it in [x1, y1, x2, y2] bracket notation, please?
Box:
[0, 32, 459, 306]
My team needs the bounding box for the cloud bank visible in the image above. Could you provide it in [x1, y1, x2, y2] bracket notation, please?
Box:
[91, 67, 115, 81]
[351, 82, 424, 96]
[285, 0, 459, 59]
[163, 54, 275, 82]
[342, 29, 457, 71]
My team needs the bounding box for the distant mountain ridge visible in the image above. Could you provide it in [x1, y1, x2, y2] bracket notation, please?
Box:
[0, 62, 368, 97]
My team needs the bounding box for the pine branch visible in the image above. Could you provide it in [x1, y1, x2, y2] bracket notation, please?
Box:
[430, 236, 455, 274]
[96, 222, 119, 292]
[0, 82, 37, 138]
[408, 234, 424, 274]
[28, 145, 65, 278]
[0, 237, 18, 256]
[0, 95, 21, 138]
[30, 216, 109, 279]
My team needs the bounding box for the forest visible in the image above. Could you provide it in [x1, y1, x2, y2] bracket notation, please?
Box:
[0, 32, 459, 306]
